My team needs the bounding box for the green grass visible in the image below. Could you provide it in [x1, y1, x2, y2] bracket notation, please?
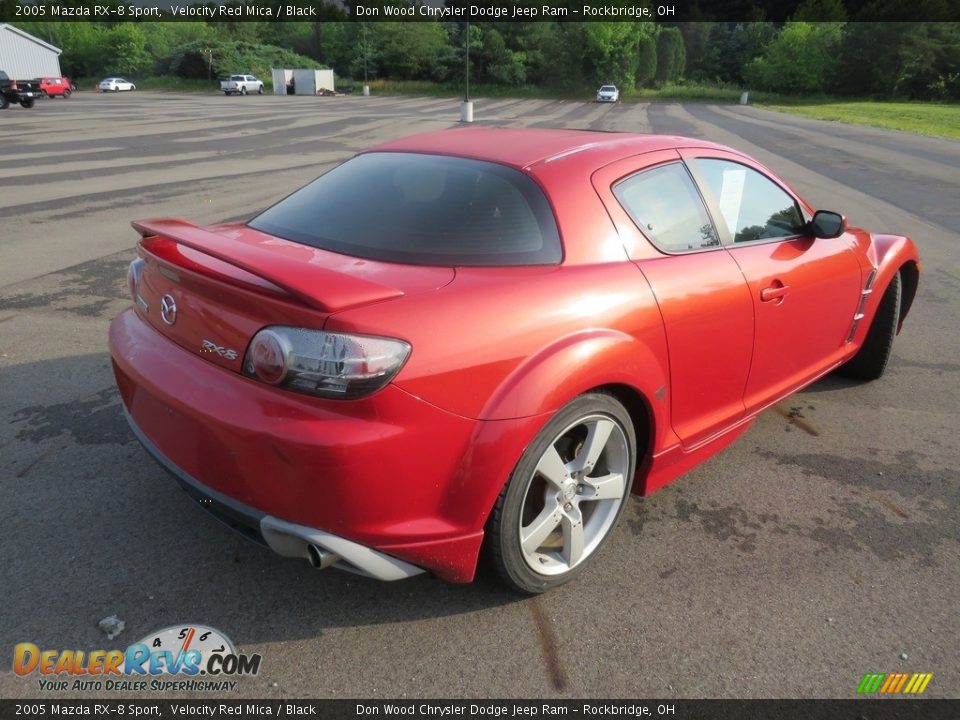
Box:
[631, 82, 785, 104]
[759, 101, 960, 140]
[364, 79, 792, 103]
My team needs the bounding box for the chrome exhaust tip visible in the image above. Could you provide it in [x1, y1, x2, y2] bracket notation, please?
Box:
[307, 544, 341, 570]
[260, 515, 425, 580]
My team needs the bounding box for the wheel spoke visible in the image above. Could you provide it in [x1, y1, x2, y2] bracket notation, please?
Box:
[571, 419, 615, 474]
[521, 504, 562, 554]
[581, 472, 626, 501]
[535, 444, 569, 489]
[561, 508, 584, 567]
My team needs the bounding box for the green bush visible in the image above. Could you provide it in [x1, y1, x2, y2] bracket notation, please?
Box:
[655, 28, 686, 85]
[744, 22, 843, 94]
[162, 40, 322, 82]
[636, 35, 658, 88]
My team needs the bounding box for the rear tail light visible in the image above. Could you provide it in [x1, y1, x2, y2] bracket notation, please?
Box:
[10, 81, 17, 90]
[243, 326, 411, 399]
[247, 329, 289, 385]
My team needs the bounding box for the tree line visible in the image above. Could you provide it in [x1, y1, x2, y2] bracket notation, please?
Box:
[10, 0, 959, 100]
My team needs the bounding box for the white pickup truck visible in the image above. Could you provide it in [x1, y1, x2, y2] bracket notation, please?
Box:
[220, 75, 264, 96]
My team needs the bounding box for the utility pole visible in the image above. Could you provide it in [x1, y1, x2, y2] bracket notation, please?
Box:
[362, 23, 369, 96]
[460, 20, 473, 122]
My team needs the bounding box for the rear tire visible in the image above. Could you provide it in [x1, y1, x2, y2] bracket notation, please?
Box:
[839, 271, 901, 381]
[257, 85, 264, 95]
[0, 95, 8, 110]
[485, 392, 637, 594]
[20, 98, 35, 109]
[63, 89, 72, 99]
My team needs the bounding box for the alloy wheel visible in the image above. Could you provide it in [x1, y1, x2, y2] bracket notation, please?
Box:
[518, 414, 630, 575]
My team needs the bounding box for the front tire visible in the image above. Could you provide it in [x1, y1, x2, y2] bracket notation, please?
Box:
[63, 89, 72, 99]
[485, 392, 637, 594]
[0, 94, 9, 110]
[839, 271, 901, 380]
[240, 86, 247, 96]
[257, 85, 264, 95]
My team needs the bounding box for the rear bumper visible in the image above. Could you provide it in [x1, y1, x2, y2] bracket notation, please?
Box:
[110, 308, 490, 582]
[125, 408, 425, 580]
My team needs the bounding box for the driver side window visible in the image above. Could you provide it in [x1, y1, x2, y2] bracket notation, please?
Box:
[690, 159, 806, 244]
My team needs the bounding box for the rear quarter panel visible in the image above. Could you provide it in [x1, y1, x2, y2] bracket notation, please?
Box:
[327, 260, 674, 453]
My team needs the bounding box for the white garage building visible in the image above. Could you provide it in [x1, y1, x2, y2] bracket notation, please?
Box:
[0, 24, 63, 78]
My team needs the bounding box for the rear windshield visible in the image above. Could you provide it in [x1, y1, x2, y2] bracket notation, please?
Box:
[249, 152, 562, 266]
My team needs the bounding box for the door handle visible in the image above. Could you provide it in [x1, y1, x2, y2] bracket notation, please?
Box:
[760, 283, 789, 302]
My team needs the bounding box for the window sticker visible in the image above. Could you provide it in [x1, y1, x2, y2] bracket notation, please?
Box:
[717, 167, 746, 238]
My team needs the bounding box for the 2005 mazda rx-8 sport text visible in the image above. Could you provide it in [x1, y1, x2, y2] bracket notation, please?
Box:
[109, 127, 920, 593]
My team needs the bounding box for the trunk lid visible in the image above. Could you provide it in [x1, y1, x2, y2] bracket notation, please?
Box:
[132, 218, 453, 373]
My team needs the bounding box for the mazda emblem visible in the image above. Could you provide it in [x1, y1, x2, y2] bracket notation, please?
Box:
[160, 294, 178, 325]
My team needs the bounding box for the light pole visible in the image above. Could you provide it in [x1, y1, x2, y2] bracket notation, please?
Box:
[460, 20, 473, 122]
[362, 23, 370, 96]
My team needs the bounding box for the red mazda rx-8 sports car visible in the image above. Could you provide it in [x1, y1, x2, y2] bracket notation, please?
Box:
[110, 128, 920, 593]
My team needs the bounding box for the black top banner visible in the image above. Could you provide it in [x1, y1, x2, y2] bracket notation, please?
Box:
[2, 0, 959, 23]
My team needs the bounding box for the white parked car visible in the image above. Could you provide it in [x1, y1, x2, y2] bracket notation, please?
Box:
[596, 85, 620, 103]
[99, 77, 136, 92]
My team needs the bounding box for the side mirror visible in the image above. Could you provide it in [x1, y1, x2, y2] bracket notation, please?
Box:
[810, 210, 847, 239]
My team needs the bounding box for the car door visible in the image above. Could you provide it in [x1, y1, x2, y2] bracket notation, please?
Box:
[593, 153, 755, 448]
[683, 152, 863, 413]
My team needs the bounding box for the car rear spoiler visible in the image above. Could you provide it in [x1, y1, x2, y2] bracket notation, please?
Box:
[131, 218, 403, 313]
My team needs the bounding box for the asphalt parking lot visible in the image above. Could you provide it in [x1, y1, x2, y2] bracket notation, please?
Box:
[1, 92, 958, 699]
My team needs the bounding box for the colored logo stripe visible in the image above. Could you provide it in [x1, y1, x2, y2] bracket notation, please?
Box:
[858, 673, 932, 694]
[904, 673, 933, 694]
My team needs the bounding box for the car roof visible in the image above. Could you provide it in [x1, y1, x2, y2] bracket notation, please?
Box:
[367, 127, 732, 172]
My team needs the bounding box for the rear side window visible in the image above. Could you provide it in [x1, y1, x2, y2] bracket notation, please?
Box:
[249, 153, 561, 266]
[613, 163, 720, 253]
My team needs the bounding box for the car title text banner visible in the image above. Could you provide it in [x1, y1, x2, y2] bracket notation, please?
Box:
[5, 0, 958, 23]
